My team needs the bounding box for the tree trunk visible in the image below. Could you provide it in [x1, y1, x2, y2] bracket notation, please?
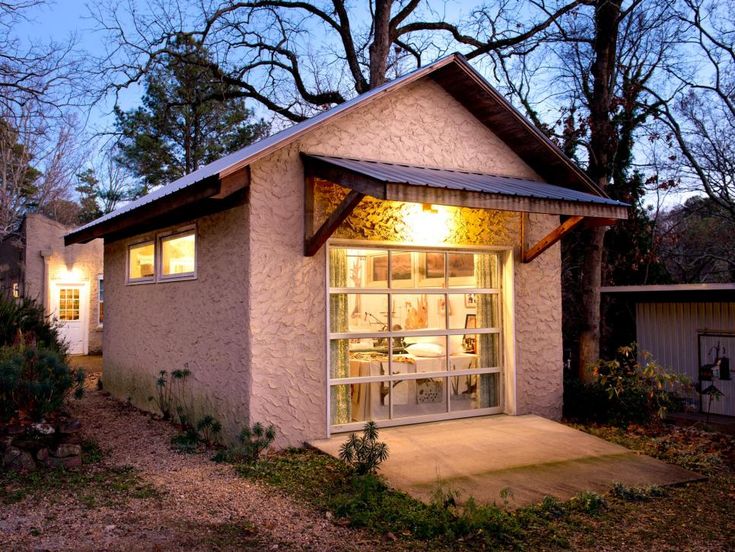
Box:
[368, 0, 393, 87]
[577, 226, 605, 379]
[577, 0, 621, 380]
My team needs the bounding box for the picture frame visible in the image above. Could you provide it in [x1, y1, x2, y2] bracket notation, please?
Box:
[464, 293, 477, 308]
[447, 253, 475, 286]
[417, 252, 445, 287]
[368, 252, 414, 288]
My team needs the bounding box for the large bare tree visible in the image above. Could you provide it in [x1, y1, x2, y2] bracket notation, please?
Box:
[92, 0, 587, 122]
[652, 0, 734, 222]
[491, 0, 682, 374]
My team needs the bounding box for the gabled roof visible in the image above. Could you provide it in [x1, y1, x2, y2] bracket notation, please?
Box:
[66, 53, 605, 245]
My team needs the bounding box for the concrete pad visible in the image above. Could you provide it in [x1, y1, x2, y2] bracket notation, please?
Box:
[309, 415, 703, 508]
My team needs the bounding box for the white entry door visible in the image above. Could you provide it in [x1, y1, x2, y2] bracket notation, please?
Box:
[51, 283, 88, 355]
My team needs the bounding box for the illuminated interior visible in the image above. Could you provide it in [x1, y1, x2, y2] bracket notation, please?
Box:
[161, 232, 196, 276]
[328, 246, 504, 429]
[129, 242, 155, 280]
[58, 288, 80, 321]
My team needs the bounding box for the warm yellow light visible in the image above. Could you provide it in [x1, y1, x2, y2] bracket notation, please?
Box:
[405, 203, 452, 244]
[52, 264, 83, 282]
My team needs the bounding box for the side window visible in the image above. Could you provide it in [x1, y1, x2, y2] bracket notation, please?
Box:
[128, 241, 155, 283]
[159, 230, 196, 280]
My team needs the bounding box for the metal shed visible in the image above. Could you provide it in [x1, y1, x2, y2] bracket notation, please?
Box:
[602, 284, 735, 417]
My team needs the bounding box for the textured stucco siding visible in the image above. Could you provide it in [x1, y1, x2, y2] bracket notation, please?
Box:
[248, 79, 563, 446]
[24, 214, 104, 353]
[103, 206, 249, 441]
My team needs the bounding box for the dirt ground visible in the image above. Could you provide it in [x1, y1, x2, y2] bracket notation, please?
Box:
[0, 361, 387, 551]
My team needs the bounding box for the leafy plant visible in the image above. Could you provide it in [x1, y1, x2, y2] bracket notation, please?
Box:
[0, 344, 84, 423]
[611, 482, 665, 501]
[566, 343, 691, 426]
[0, 294, 66, 353]
[339, 421, 389, 475]
[196, 415, 222, 447]
[216, 422, 276, 464]
[150, 366, 191, 420]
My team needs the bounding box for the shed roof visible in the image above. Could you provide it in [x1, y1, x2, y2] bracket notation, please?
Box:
[66, 53, 611, 245]
[602, 284, 735, 303]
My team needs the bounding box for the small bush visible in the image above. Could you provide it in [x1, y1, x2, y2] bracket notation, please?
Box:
[150, 367, 191, 420]
[565, 343, 691, 426]
[611, 482, 665, 501]
[0, 294, 65, 352]
[0, 344, 84, 423]
[215, 422, 276, 464]
[170, 414, 222, 453]
[339, 421, 389, 475]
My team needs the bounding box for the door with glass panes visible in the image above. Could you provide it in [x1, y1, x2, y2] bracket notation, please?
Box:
[328, 245, 505, 432]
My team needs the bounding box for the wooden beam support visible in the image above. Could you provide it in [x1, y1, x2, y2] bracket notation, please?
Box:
[304, 189, 364, 256]
[212, 166, 250, 199]
[522, 216, 584, 263]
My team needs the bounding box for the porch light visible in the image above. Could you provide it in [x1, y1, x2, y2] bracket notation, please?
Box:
[406, 203, 452, 245]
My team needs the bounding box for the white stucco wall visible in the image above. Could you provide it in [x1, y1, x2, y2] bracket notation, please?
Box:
[103, 78, 564, 447]
[103, 206, 250, 441]
[24, 214, 104, 353]
[248, 79, 563, 446]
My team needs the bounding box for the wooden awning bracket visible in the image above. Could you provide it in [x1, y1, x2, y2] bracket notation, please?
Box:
[304, 175, 364, 256]
[521, 215, 620, 263]
[521, 215, 584, 263]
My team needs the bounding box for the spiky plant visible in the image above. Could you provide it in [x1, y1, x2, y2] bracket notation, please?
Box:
[339, 421, 389, 475]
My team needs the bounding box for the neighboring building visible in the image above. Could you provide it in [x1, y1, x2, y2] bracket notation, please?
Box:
[602, 284, 735, 418]
[0, 214, 104, 355]
[66, 54, 627, 445]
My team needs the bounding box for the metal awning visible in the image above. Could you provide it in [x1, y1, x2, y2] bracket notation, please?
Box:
[303, 154, 629, 261]
[305, 154, 627, 216]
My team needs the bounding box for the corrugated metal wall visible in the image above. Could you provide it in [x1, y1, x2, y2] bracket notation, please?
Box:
[636, 302, 735, 416]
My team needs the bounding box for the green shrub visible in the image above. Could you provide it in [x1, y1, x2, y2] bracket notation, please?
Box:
[0, 294, 65, 352]
[0, 344, 84, 423]
[215, 422, 276, 464]
[339, 421, 389, 475]
[170, 414, 223, 453]
[565, 343, 691, 426]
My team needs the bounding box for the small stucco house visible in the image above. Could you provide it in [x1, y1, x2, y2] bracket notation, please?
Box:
[66, 54, 627, 446]
[0, 214, 103, 354]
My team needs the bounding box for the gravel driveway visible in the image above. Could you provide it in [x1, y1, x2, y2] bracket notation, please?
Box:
[1, 368, 388, 551]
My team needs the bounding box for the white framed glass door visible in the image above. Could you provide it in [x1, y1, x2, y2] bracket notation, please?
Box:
[327, 244, 507, 433]
[51, 282, 88, 355]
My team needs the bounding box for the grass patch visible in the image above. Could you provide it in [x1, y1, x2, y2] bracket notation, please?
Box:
[0, 465, 160, 507]
[236, 448, 612, 550]
[233, 423, 735, 550]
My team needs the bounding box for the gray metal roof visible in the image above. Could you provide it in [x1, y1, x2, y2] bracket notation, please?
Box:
[67, 55, 462, 238]
[66, 52, 611, 243]
[601, 284, 735, 303]
[308, 155, 627, 208]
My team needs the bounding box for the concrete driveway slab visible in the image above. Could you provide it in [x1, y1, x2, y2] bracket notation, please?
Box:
[309, 415, 703, 508]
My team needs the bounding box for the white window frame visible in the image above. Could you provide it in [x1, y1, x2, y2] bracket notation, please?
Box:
[157, 226, 197, 282]
[326, 241, 513, 435]
[125, 225, 198, 285]
[126, 240, 156, 284]
[97, 274, 104, 328]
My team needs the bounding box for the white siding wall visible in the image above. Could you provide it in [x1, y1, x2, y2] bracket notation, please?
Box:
[636, 301, 735, 416]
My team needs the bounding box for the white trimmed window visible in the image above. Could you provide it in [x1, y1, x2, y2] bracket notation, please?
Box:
[159, 230, 196, 280]
[98, 276, 104, 326]
[126, 227, 197, 285]
[128, 241, 155, 283]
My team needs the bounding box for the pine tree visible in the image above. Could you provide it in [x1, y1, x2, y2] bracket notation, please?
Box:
[114, 35, 270, 192]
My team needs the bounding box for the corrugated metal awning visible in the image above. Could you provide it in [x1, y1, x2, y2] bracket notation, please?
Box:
[304, 154, 628, 219]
